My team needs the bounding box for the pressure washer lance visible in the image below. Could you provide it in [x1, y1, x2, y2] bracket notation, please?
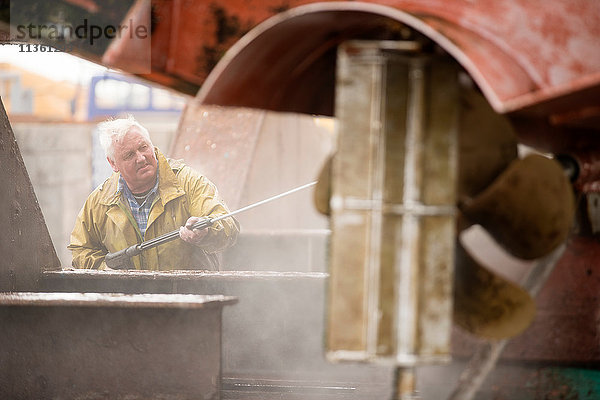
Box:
[104, 181, 318, 270]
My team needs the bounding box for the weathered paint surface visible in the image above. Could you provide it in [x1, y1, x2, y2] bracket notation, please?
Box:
[0, 291, 237, 308]
[453, 236, 600, 363]
[326, 42, 458, 364]
[190, 0, 600, 128]
[487, 366, 600, 400]
[155, 0, 600, 109]
[539, 368, 600, 400]
[41, 270, 396, 398]
[0, 292, 234, 399]
[0, 100, 60, 292]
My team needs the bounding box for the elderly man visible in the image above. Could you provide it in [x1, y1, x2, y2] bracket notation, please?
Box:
[68, 115, 239, 270]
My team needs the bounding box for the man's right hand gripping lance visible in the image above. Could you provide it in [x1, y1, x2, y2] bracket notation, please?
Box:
[104, 216, 214, 269]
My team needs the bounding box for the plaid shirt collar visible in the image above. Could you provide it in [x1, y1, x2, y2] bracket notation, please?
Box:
[118, 173, 159, 239]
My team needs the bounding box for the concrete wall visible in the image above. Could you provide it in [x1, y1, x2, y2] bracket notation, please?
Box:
[12, 122, 94, 269]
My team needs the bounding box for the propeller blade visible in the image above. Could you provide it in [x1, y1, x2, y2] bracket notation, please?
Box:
[458, 89, 519, 200]
[314, 154, 333, 216]
[453, 241, 536, 339]
[460, 154, 575, 260]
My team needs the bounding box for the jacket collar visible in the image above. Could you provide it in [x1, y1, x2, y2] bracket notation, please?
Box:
[98, 148, 185, 206]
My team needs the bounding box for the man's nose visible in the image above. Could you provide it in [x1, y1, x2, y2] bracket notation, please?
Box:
[135, 151, 145, 163]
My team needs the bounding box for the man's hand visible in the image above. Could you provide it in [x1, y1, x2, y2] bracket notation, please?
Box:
[179, 216, 209, 245]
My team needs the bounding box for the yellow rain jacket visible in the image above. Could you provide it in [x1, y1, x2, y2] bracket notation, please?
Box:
[68, 149, 239, 270]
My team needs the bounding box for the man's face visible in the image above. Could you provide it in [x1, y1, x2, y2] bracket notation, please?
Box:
[108, 127, 158, 193]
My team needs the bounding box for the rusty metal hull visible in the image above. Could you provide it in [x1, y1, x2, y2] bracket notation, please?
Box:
[454, 236, 600, 364]
[191, 1, 600, 124]
[3, 1, 598, 126]
[149, 0, 600, 125]
[0, 292, 236, 399]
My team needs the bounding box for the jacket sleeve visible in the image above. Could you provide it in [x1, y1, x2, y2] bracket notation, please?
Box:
[67, 196, 110, 270]
[179, 166, 240, 253]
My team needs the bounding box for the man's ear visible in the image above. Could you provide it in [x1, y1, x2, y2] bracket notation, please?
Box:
[107, 157, 119, 173]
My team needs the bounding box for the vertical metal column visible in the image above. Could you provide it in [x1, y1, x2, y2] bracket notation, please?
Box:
[326, 40, 459, 398]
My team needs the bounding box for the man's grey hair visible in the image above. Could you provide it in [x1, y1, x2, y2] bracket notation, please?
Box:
[97, 115, 152, 161]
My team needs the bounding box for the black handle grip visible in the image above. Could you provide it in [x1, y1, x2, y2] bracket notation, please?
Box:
[104, 244, 142, 270]
[104, 217, 214, 269]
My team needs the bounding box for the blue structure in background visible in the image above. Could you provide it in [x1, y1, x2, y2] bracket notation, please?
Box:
[87, 73, 185, 120]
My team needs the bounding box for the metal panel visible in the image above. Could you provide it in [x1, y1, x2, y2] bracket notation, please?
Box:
[168, 102, 266, 209]
[0, 100, 60, 291]
[326, 41, 458, 365]
[40, 260, 600, 398]
[41, 270, 396, 397]
[0, 292, 236, 399]
[193, 1, 600, 126]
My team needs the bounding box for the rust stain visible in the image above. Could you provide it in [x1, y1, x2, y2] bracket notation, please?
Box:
[269, 2, 291, 14]
[197, 3, 255, 77]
